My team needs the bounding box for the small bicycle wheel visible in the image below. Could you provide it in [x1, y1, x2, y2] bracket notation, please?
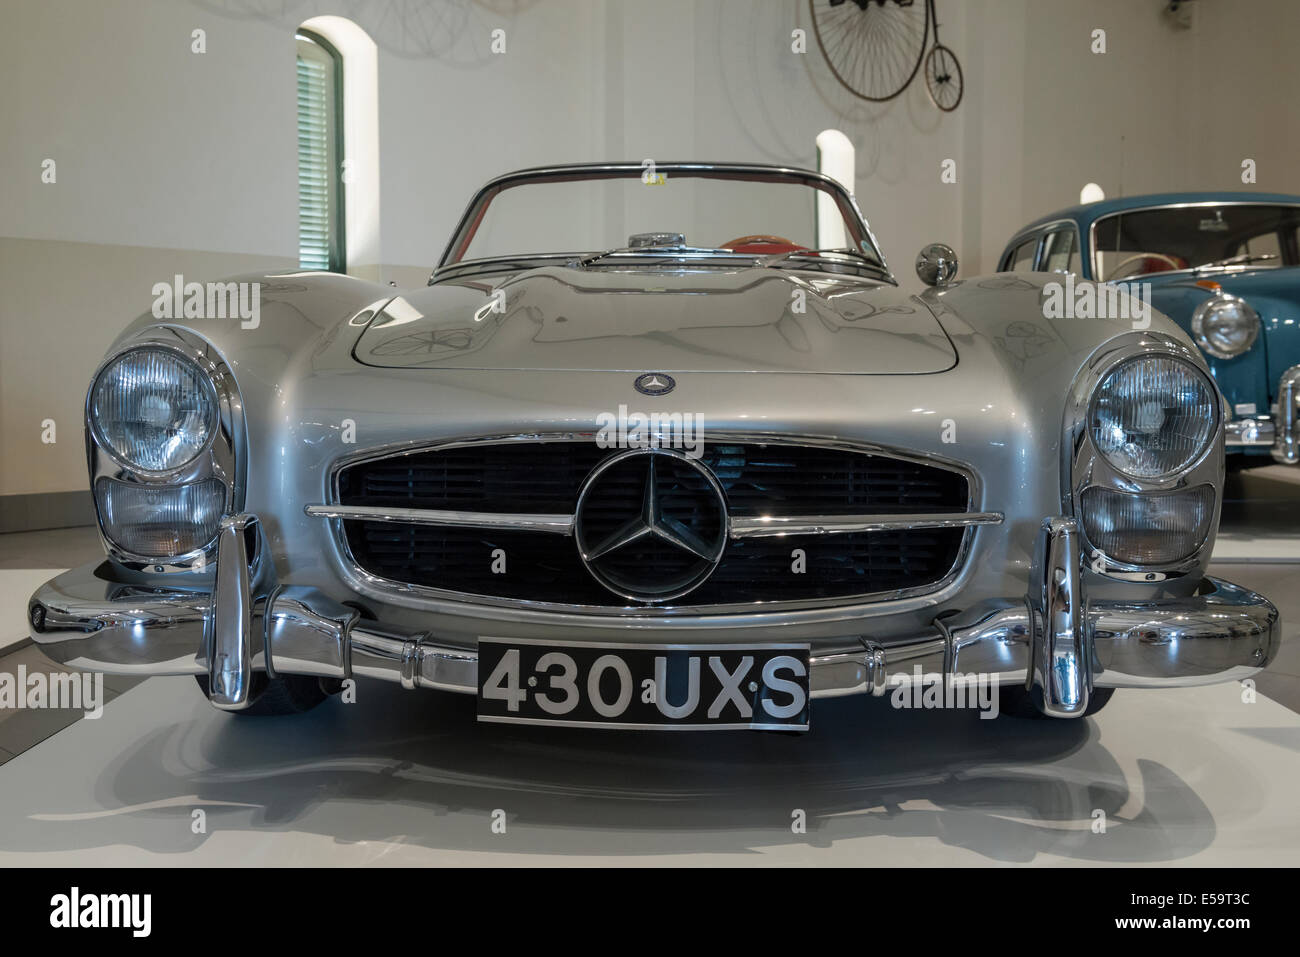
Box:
[924, 43, 963, 111]
[809, 0, 930, 102]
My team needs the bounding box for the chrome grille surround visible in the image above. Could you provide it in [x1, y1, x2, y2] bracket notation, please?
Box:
[318, 432, 987, 616]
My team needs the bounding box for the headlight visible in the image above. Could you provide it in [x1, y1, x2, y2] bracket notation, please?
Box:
[1191, 294, 1260, 359]
[1081, 485, 1215, 565]
[90, 348, 216, 472]
[95, 477, 225, 558]
[1089, 355, 1217, 478]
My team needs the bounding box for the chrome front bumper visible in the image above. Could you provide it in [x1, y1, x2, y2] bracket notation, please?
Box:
[1225, 363, 1300, 464]
[28, 514, 1280, 719]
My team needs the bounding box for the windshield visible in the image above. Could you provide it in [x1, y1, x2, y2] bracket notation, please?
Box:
[1093, 203, 1300, 281]
[439, 165, 887, 275]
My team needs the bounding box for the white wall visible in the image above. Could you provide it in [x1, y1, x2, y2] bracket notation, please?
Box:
[0, 0, 601, 498]
[688, 0, 968, 281]
[964, 0, 1300, 272]
[3, 0, 1299, 504]
[1185, 0, 1300, 192]
[0, 0, 297, 256]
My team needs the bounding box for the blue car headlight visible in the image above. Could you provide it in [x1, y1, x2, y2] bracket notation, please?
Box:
[1191, 294, 1260, 360]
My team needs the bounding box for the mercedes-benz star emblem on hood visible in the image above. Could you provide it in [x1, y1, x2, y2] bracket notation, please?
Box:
[634, 372, 676, 396]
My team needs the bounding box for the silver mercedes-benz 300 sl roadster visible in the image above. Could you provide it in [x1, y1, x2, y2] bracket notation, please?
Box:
[29, 163, 1279, 729]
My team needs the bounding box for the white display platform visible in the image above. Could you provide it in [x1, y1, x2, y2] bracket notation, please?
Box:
[0, 674, 1296, 866]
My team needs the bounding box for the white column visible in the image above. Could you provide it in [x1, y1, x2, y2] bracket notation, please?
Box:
[815, 129, 854, 249]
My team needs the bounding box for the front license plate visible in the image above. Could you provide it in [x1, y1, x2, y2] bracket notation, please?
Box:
[476, 639, 811, 731]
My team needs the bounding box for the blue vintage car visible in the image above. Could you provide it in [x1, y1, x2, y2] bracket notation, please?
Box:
[1001, 193, 1300, 468]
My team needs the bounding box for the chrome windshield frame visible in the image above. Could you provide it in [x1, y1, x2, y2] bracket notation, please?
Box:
[430, 162, 893, 285]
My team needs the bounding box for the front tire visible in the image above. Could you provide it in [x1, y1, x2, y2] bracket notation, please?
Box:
[998, 685, 1113, 719]
[194, 673, 331, 715]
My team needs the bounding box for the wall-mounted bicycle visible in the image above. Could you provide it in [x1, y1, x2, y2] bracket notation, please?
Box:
[809, 0, 964, 111]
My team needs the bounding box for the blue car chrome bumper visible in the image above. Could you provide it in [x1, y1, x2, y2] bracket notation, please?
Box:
[1224, 363, 1300, 464]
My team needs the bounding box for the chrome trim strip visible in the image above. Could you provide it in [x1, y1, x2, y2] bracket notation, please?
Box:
[305, 504, 575, 535]
[730, 511, 1003, 539]
[309, 504, 1004, 543]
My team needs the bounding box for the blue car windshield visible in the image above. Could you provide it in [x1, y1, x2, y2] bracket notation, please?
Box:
[1093, 203, 1300, 280]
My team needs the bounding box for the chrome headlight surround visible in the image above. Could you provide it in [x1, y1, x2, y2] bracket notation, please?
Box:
[89, 347, 218, 473]
[85, 329, 246, 572]
[1063, 333, 1223, 582]
[1190, 293, 1260, 359]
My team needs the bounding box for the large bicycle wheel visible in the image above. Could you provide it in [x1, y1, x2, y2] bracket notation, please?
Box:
[808, 0, 930, 102]
[924, 43, 963, 111]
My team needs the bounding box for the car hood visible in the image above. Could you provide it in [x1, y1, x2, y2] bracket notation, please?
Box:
[352, 266, 957, 374]
[1144, 264, 1300, 298]
[1194, 266, 1300, 303]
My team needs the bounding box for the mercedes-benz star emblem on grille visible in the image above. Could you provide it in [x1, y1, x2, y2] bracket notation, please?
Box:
[574, 448, 728, 603]
[633, 372, 675, 396]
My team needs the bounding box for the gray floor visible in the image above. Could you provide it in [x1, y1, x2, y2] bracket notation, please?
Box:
[0, 644, 141, 765]
[1221, 464, 1300, 534]
[0, 524, 104, 570]
[0, 472, 1297, 864]
[0, 526, 141, 759]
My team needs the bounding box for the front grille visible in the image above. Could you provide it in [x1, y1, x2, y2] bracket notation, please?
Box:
[336, 441, 970, 607]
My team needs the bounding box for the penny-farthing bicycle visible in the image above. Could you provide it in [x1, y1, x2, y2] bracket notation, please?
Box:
[809, 0, 963, 111]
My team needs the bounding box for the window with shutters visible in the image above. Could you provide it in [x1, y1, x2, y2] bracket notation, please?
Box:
[296, 30, 345, 272]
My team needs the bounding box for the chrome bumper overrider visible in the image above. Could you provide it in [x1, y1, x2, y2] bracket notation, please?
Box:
[1224, 364, 1300, 463]
[1271, 364, 1300, 464]
[27, 514, 1279, 718]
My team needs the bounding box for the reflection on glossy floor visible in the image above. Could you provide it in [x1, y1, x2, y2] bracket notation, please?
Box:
[0, 673, 1295, 865]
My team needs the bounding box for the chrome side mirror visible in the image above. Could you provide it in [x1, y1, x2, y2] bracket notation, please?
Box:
[916, 243, 958, 286]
